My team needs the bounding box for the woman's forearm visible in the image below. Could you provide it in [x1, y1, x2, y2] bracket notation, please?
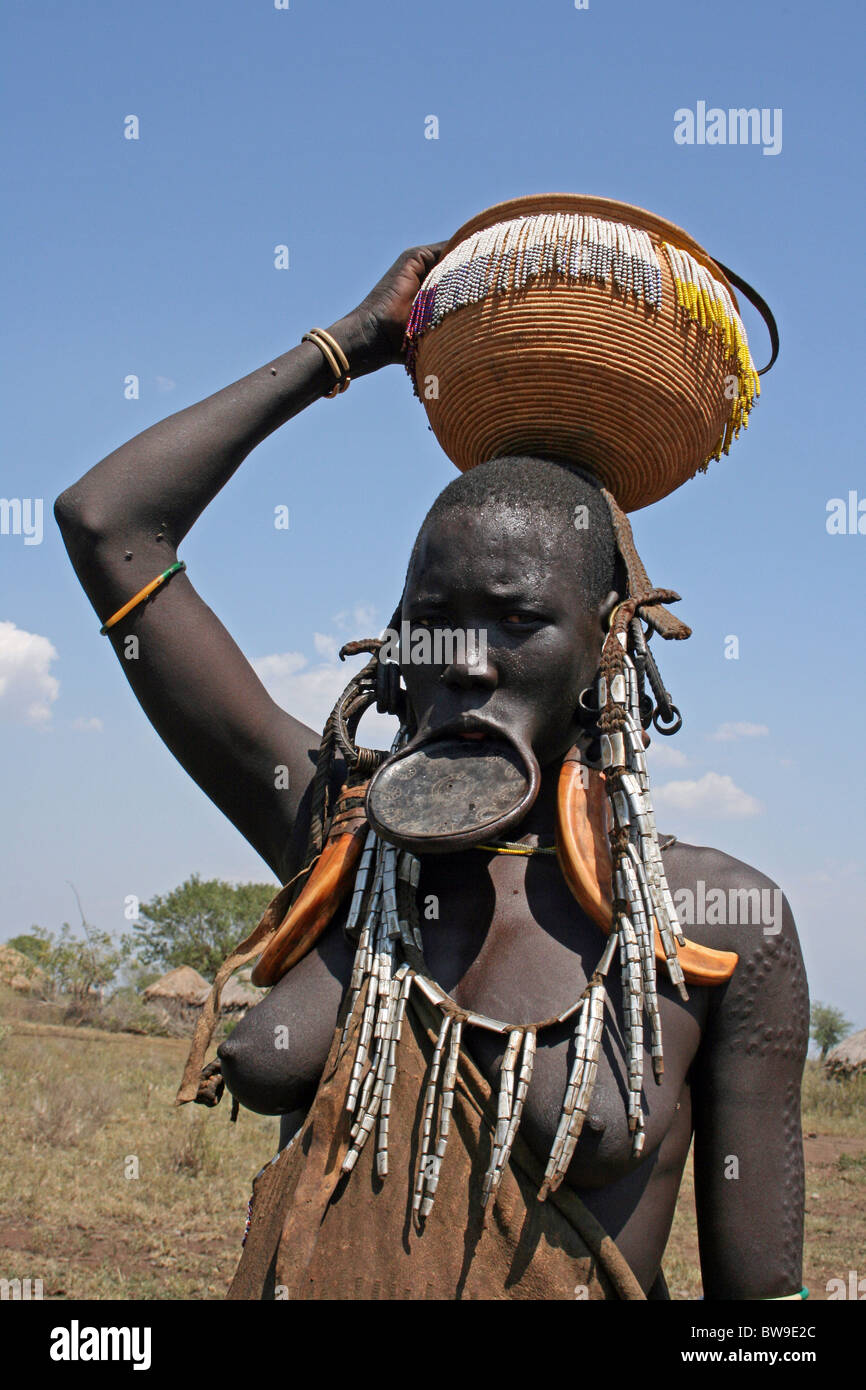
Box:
[54, 241, 446, 605]
[55, 313, 369, 546]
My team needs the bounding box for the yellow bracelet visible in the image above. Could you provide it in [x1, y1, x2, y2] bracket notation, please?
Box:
[99, 561, 187, 634]
[302, 327, 351, 397]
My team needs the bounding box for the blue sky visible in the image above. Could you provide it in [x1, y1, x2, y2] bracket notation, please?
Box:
[2, 0, 864, 1029]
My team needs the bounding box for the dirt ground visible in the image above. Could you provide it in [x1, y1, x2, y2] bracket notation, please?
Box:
[1, 1001, 863, 1300]
[0, 1015, 274, 1299]
[664, 1133, 866, 1300]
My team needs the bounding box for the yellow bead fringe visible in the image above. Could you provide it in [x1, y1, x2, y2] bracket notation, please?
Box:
[663, 243, 760, 466]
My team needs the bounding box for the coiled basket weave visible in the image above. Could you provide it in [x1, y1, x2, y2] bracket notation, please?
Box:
[403, 194, 760, 513]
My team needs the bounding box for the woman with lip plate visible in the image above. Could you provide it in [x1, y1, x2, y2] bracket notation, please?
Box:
[55, 198, 808, 1302]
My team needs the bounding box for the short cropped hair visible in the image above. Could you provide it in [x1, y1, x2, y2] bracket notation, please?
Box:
[408, 455, 622, 607]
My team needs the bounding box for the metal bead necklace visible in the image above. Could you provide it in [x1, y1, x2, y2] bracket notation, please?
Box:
[337, 622, 687, 1226]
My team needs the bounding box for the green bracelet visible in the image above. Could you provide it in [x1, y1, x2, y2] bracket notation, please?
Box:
[99, 561, 187, 634]
[763, 1286, 809, 1300]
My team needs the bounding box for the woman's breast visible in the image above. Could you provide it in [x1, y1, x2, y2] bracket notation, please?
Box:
[456, 985, 700, 1187]
[416, 861, 706, 1187]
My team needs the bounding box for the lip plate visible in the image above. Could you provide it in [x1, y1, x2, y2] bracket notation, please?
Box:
[366, 726, 540, 855]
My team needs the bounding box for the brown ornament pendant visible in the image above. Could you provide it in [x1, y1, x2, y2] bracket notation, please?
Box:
[555, 747, 738, 985]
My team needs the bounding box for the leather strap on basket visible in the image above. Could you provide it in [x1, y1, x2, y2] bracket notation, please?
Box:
[711, 258, 779, 376]
[600, 487, 691, 641]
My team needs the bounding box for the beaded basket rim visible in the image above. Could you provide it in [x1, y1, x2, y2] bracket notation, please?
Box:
[442, 192, 740, 312]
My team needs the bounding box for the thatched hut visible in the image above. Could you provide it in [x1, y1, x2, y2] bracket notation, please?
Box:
[143, 966, 209, 1028]
[824, 1028, 866, 1080]
[142, 964, 264, 1033]
[220, 971, 266, 1015]
[0, 944, 49, 996]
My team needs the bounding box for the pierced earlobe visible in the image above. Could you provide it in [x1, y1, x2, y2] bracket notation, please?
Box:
[375, 654, 406, 716]
[598, 589, 621, 633]
[576, 681, 601, 727]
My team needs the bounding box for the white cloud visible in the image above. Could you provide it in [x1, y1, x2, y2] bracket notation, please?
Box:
[251, 650, 307, 684]
[332, 601, 381, 634]
[796, 860, 862, 888]
[709, 721, 770, 742]
[0, 620, 59, 725]
[251, 645, 399, 749]
[313, 631, 340, 661]
[72, 716, 103, 732]
[653, 771, 763, 819]
[155, 376, 176, 392]
[645, 742, 689, 769]
[253, 604, 399, 748]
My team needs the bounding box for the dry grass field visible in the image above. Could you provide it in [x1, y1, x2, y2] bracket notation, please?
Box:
[0, 992, 277, 1300]
[665, 1062, 866, 1300]
[1, 986, 863, 1300]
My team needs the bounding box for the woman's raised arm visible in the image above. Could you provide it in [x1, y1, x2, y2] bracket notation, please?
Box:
[55, 244, 444, 881]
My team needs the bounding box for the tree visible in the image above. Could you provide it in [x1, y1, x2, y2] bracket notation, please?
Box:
[131, 874, 276, 981]
[22, 922, 125, 1003]
[6, 932, 54, 968]
[810, 1001, 852, 1061]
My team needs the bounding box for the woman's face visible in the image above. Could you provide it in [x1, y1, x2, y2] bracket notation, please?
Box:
[400, 503, 612, 771]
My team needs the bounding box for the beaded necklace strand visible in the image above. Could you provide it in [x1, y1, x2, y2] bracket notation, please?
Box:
[475, 838, 557, 856]
[337, 626, 686, 1226]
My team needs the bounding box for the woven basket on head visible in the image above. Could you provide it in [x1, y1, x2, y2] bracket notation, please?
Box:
[404, 194, 763, 513]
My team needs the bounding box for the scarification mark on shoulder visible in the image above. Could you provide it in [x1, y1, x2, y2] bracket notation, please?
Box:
[723, 936, 809, 1057]
[780, 1079, 805, 1271]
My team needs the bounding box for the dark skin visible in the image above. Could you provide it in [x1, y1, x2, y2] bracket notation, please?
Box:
[55, 244, 808, 1300]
